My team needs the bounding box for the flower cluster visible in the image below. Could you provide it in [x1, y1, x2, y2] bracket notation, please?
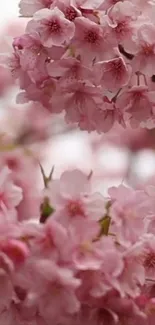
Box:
[1, 0, 155, 324]
[7, 0, 155, 132]
[0, 165, 154, 325]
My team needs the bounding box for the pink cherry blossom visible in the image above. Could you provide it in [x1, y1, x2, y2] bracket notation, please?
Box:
[0, 239, 29, 266]
[0, 150, 41, 222]
[30, 259, 81, 322]
[132, 24, 155, 76]
[109, 185, 149, 246]
[46, 169, 105, 226]
[94, 57, 131, 92]
[51, 0, 82, 21]
[73, 17, 115, 64]
[67, 219, 103, 270]
[93, 97, 125, 133]
[116, 86, 155, 127]
[135, 234, 155, 281]
[107, 1, 139, 51]
[88, 237, 124, 293]
[26, 7, 75, 47]
[13, 33, 48, 76]
[47, 57, 94, 84]
[58, 81, 103, 131]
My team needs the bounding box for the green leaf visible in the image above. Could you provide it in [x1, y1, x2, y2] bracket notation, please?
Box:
[40, 197, 55, 223]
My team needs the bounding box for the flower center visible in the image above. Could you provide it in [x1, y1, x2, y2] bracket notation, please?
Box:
[65, 7, 77, 21]
[111, 59, 123, 72]
[85, 30, 98, 44]
[144, 251, 155, 269]
[48, 20, 61, 33]
[132, 91, 144, 101]
[115, 21, 129, 36]
[6, 158, 18, 170]
[142, 44, 153, 55]
[67, 200, 84, 217]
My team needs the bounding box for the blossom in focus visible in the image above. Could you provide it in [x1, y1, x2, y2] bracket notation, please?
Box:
[26, 7, 75, 47]
[46, 169, 105, 226]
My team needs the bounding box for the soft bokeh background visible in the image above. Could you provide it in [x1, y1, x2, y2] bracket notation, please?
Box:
[1, 0, 155, 193]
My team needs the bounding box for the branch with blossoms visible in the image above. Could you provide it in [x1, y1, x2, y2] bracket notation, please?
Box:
[1, 0, 155, 325]
[8, 0, 155, 132]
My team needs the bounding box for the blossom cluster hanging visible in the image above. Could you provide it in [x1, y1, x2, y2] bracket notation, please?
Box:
[2, 166, 155, 325]
[9, 0, 155, 132]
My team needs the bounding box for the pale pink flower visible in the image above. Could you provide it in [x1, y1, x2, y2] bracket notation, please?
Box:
[116, 86, 155, 127]
[57, 81, 103, 131]
[0, 151, 41, 221]
[73, 17, 115, 64]
[27, 7, 75, 47]
[30, 259, 81, 322]
[47, 57, 94, 84]
[31, 218, 69, 261]
[92, 96, 125, 133]
[0, 239, 29, 266]
[135, 234, 155, 281]
[21, 77, 60, 112]
[94, 57, 131, 92]
[19, 0, 54, 16]
[107, 293, 146, 325]
[47, 169, 105, 226]
[77, 237, 124, 293]
[51, 0, 82, 21]
[13, 33, 47, 76]
[119, 250, 145, 298]
[107, 1, 139, 51]
[109, 185, 149, 246]
[132, 24, 155, 76]
[67, 219, 102, 270]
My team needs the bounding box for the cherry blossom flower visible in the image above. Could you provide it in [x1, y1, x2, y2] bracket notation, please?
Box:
[132, 24, 155, 76]
[29, 259, 81, 323]
[73, 17, 115, 63]
[107, 1, 139, 51]
[109, 185, 150, 246]
[47, 57, 94, 84]
[62, 81, 103, 130]
[46, 169, 105, 226]
[51, 0, 82, 21]
[116, 86, 155, 127]
[94, 57, 131, 92]
[93, 97, 125, 133]
[26, 7, 75, 47]
[13, 33, 47, 75]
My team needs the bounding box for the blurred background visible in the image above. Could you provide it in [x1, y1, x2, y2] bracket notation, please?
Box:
[1, 0, 155, 194]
